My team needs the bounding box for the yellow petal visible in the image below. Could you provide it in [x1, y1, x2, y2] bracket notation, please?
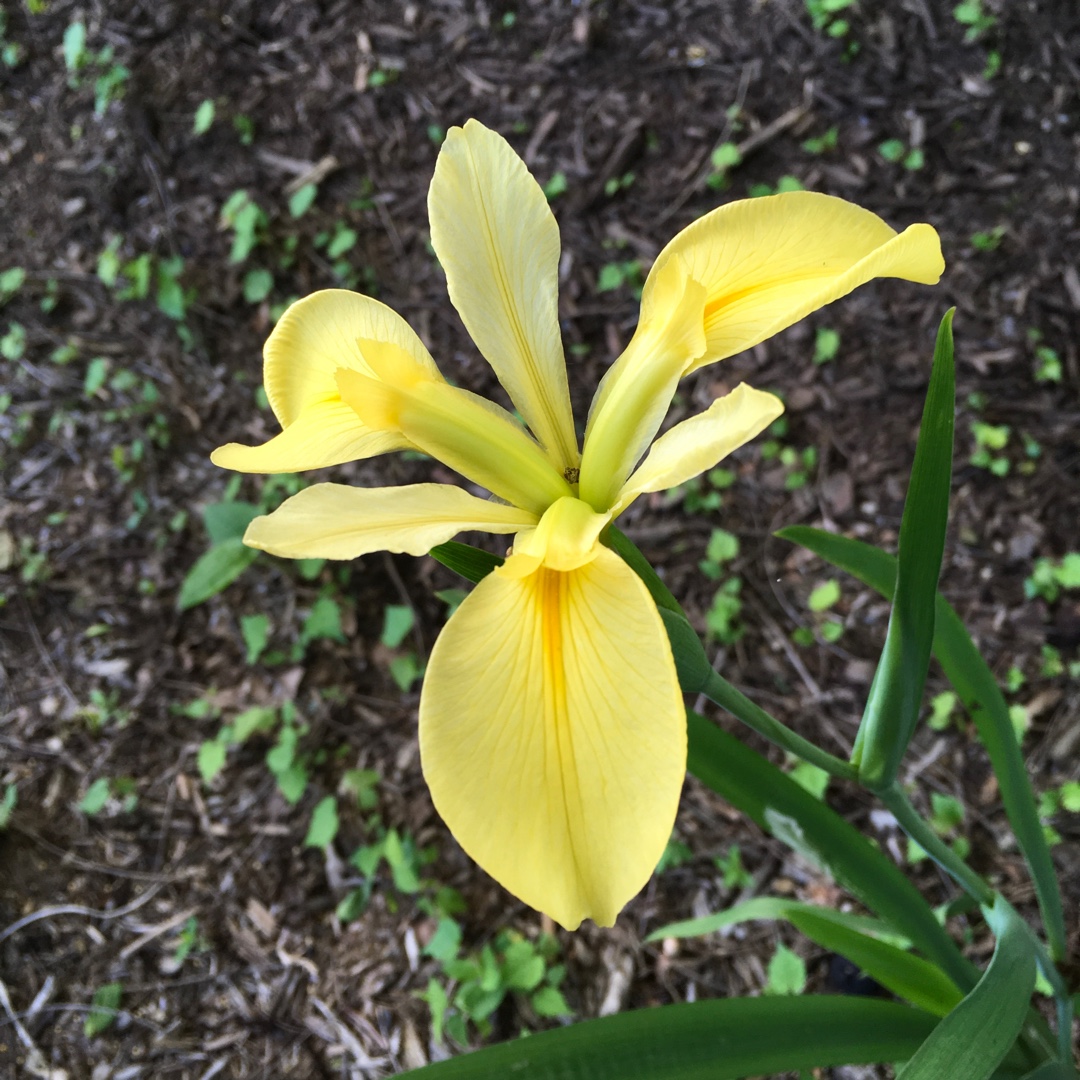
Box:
[264, 289, 441, 427]
[610, 384, 785, 517]
[419, 545, 686, 930]
[579, 256, 707, 511]
[504, 496, 612, 576]
[429, 120, 579, 471]
[211, 396, 410, 473]
[336, 367, 572, 516]
[647, 191, 944, 373]
[243, 482, 537, 560]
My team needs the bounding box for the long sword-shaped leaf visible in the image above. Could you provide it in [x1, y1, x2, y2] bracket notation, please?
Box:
[854, 310, 955, 787]
[649, 897, 961, 1016]
[428, 541, 503, 583]
[398, 997, 938, 1079]
[775, 525, 1066, 963]
[687, 711, 976, 991]
[896, 898, 1037, 1080]
[1018, 1064, 1080, 1080]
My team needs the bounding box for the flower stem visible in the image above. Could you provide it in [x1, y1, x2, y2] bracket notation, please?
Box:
[701, 669, 859, 784]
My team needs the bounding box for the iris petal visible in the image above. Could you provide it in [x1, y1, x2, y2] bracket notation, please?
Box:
[429, 120, 579, 470]
[211, 397, 410, 473]
[263, 289, 441, 427]
[243, 482, 537, 560]
[651, 190, 944, 372]
[419, 545, 686, 930]
[610, 384, 785, 517]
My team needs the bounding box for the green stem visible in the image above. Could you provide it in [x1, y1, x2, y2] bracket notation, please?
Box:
[701, 670, 859, 784]
[877, 783, 995, 905]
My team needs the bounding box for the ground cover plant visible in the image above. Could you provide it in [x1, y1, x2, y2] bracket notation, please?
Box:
[2, 1, 1079, 1077]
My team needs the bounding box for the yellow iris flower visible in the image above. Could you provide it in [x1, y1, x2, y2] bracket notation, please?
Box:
[212, 119, 943, 930]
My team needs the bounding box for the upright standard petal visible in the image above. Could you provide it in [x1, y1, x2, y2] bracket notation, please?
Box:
[645, 191, 945, 372]
[419, 545, 686, 930]
[243, 483, 537, 560]
[429, 120, 579, 471]
[609, 383, 785, 517]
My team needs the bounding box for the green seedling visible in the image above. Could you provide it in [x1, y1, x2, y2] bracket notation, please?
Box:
[707, 142, 742, 189]
[656, 833, 695, 872]
[193, 99, 215, 135]
[342, 768, 380, 811]
[802, 127, 839, 155]
[1034, 345, 1062, 383]
[969, 420, 1010, 475]
[233, 114, 255, 145]
[813, 326, 840, 364]
[0, 784, 15, 829]
[928, 690, 959, 732]
[715, 845, 754, 890]
[241, 613, 270, 663]
[1024, 553, 1080, 604]
[0, 321, 25, 360]
[764, 943, 807, 995]
[953, 0, 995, 40]
[304, 795, 340, 848]
[288, 182, 318, 218]
[699, 528, 739, 580]
[220, 190, 268, 263]
[794, 578, 844, 647]
[603, 172, 635, 197]
[804, 0, 855, 37]
[172, 916, 206, 967]
[84, 982, 122, 1037]
[789, 760, 830, 800]
[542, 171, 567, 200]
[242, 268, 274, 303]
[908, 792, 969, 863]
[748, 176, 805, 198]
[596, 260, 644, 297]
[878, 139, 924, 171]
[421, 926, 571, 1047]
[0, 267, 24, 304]
[970, 226, 1005, 252]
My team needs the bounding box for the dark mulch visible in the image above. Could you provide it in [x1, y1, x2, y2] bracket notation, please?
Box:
[1, 0, 1078, 1076]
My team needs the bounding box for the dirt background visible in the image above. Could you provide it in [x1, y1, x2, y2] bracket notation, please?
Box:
[2, 0, 1079, 1077]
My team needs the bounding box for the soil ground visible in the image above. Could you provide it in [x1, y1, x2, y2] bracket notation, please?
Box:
[1, 1, 1079, 1077]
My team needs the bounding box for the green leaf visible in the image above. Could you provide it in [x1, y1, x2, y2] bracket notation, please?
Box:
[381, 604, 415, 648]
[423, 917, 463, 963]
[531, 985, 573, 1018]
[197, 739, 227, 784]
[242, 268, 274, 303]
[651, 895, 961, 1016]
[178, 539, 259, 610]
[240, 613, 270, 664]
[502, 942, 546, 992]
[63, 21, 86, 71]
[193, 98, 215, 134]
[428, 541, 503, 583]
[766, 943, 807, 995]
[397, 997, 937, 1079]
[304, 795, 339, 848]
[84, 981, 122, 1037]
[299, 596, 345, 646]
[202, 501, 261, 544]
[855, 311, 955, 788]
[775, 526, 1067, 963]
[808, 579, 841, 612]
[686, 712, 976, 992]
[232, 705, 275, 741]
[288, 182, 318, 218]
[896, 898, 1036, 1080]
[0, 783, 15, 829]
[79, 777, 111, 815]
[605, 527, 682, 613]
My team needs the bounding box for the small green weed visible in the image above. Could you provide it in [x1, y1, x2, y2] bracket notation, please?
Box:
[878, 139, 924, 171]
[764, 943, 807, 995]
[1024, 554, 1080, 604]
